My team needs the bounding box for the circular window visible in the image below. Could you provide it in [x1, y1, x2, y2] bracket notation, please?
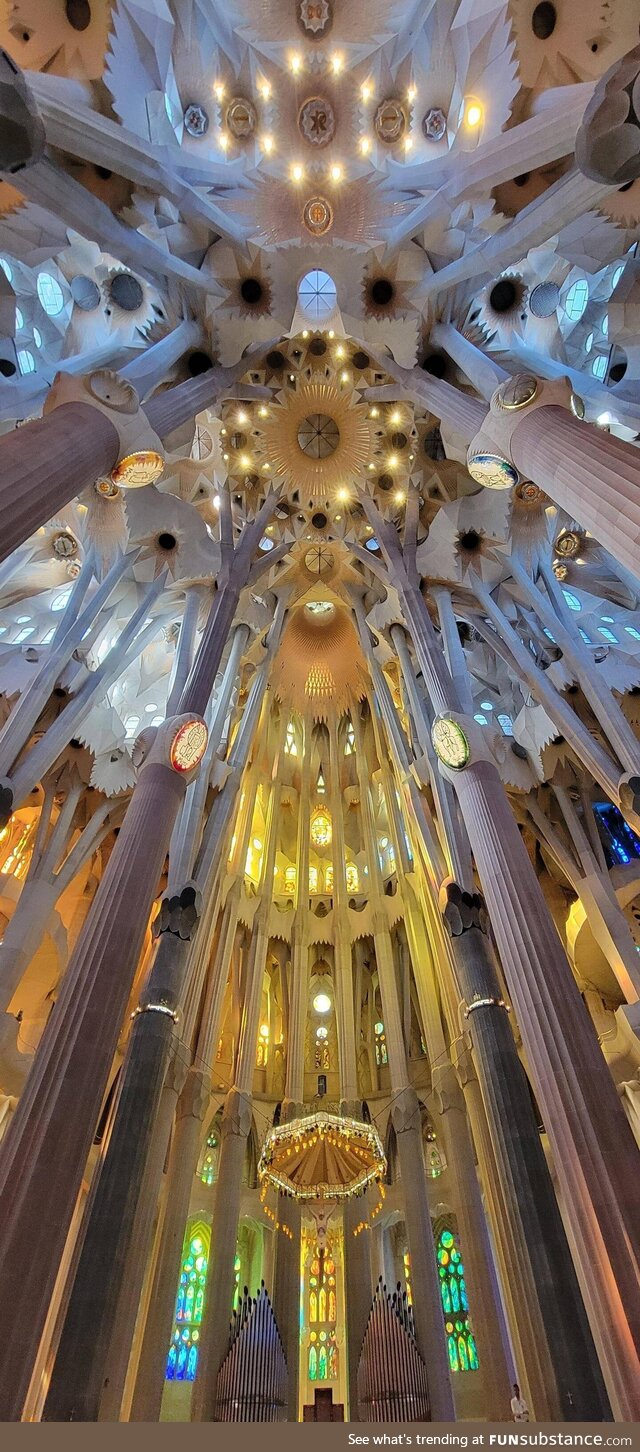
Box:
[531, 1, 556, 38]
[529, 281, 560, 318]
[36, 273, 65, 316]
[297, 413, 340, 458]
[313, 992, 332, 1014]
[298, 269, 337, 319]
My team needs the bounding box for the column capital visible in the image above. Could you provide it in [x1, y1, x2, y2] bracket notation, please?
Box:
[164, 1036, 191, 1099]
[221, 1086, 253, 1139]
[431, 1060, 465, 1115]
[390, 1084, 421, 1136]
[44, 368, 164, 483]
[153, 880, 203, 941]
[440, 881, 490, 937]
[177, 1066, 211, 1123]
[466, 373, 581, 492]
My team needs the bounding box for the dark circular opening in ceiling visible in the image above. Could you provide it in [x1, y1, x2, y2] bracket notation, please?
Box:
[311, 512, 328, 529]
[514, 173, 530, 187]
[187, 351, 213, 376]
[609, 360, 627, 383]
[377, 473, 394, 491]
[0, 360, 16, 377]
[157, 532, 177, 551]
[489, 279, 517, 313]
[531, 1, 556, 38]
[298, 414, 340, 458]
[421, 352, 446, 378]
[309, 338, 327, 356]
[109, 273, 144, 312]
[240, 277, 263, 305]
[458, 529, 482, 552]
[66, 0, 91, 30]
[266, 350, 286, 370]
[370, 279, 394, 306]
[352, 350, 370, 370]
[390, 430, 408, 450]
[94, 165, 112, 180]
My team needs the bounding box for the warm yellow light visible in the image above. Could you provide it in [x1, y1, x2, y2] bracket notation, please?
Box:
[258, 405, 269, 418]
[330, 163, 343, 182]
[465, 101, 483, 128]
[213, 495, 221, 510]
[290, 52, 302, 74]
[260, 1022, 269, 1037]
[331, 53, 343, 74]
[213, 81, 225, 101]
[340, 369, 349, 383]
[313, 992, 332, 1014]
[390, 409, 402, 426]
[388, 453, 399, 468]
[335, 344, 345, 360]
[302, 329, 309, 338]
[328, 329, 335, 338]
[361, 80, 373, 101]
[337, 487, 349, 501]
[369, 406, 379, 418]
[261, 133, 274, 154]
[239, 454, 251, 469]
[359, 136, 371, 155]
[403, 135, 413, 152]
[258, 77, 271, 99]
[219, 131, 229, 151]
[236, 409, 249, 425]
[368, 462, 375, 470]
[407, 84, 417, 103]
[291, 162, 305, 182]
[394, 490, 405, 504]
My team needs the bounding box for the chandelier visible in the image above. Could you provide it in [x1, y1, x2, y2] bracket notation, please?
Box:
[258, 1112, 386, 1210]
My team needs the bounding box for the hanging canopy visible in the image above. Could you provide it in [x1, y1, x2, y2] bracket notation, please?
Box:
[258, 1112, 386, 1202]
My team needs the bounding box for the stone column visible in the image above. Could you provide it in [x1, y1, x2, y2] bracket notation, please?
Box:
[0, 404, 118, 565]
[0, 721, 194, 1421]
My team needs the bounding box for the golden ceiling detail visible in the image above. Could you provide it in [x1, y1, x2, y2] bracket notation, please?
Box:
[272, 602, 368, 721]
[260, 379, 378, 498]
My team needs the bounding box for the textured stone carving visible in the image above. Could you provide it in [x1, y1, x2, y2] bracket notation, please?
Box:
[0, 49, 45, 174]
[441, 881, 490, 937]
[576, 43, 640, 186]
[154, 882, 202, 940]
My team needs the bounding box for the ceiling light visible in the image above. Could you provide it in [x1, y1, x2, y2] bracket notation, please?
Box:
[302, 329, 309, 338]
[337, 487, 349, 501]
[388, 453, 399, 469]
[390, 409, 402, 425]
[219, 131, 229, 151]
[360, 136, 371, 155]
[239, 454, 251, 469]
[465, 100, 483, 128]
[361, 81, 373, 101]
[258, 78, 271, 99]
[290, 53, 302, 74]
[213, 82, 225, 101]
[328, 329, 335, 338]
[335, 344, 345, 359]
[261, 134, 274, 154]
[313, 992, 332, 1014]
[331, 53, 343, 75]
[291, 162, 304, 182]
[403, 135, 413, 152]
[394, 490, 405, 503]
[340, 370, 349, 383]
[369, 407, 379, 418]
[330, 163, 343, 182]
[407, 85, 417, 103]
[258, 405, 269, 418]
[236, 409, 248, 425]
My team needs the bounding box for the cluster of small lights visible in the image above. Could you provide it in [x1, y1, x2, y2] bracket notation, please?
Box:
[258, 1113, 386, 1204]
[352, 1181, 386, 1236]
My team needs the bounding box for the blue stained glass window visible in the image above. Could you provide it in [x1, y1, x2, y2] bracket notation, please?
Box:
[564, 278, 588, 320]
[593, 803, 640, 868]
[562, 589, 581, 611]
[598, 627, 618, 643]
[625, 627, 640, 640]
[591, 354, 607, 380]
[166, 1220, 210, 1381]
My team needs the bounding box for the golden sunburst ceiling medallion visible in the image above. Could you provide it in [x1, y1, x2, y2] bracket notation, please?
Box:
[260, 381, 377, 497]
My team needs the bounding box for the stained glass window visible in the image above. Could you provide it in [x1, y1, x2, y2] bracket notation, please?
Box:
[200, 1130, 218, 1185]
[284, 865, 297, 892]
[166, 1220, 210, 1381]
[310, 809, 332, 848]
[374, 1020, 388, 1066]
[256, 1022, 269, 1068]
[436, 1225, 478, 1374]
[593, 802, 640, 868]
[306, 1243, 339, 1385]
[309, 865, 319, 893]
[285, 722, 297, 755]
[344, 721, 355, 755]
[324, 863, 334, 892]
[345, 862, 359, 893]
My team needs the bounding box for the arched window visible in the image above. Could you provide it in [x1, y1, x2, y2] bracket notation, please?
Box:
[309, 865, 319, 893]
[166, 1219, 210, 1381]
[374, 1020, 388, 1066]
[284, 721, 297, 755]
[284, 864, 297, 893]
[256, 1022, 269, 1068]
[345, 861, 359, 893]
[298, 269, 337, 319]
[315, 1026, 330, 1069]
[324, 863, 334, 892]
[200, 1128, 218, 1186]
[344, 721, 355, 755]
[310, 809, 332, 848]
[435, 1223, 478, 1374]
[563, 278, 588, 321]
